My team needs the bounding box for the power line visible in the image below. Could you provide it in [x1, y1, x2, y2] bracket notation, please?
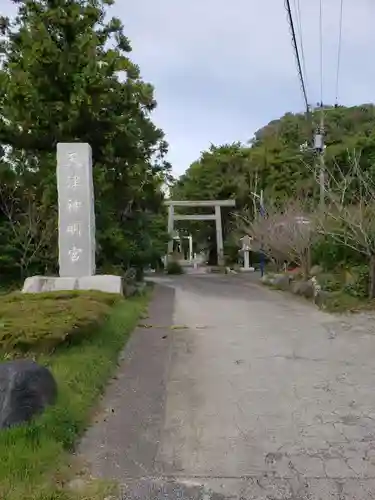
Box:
[293, 0, 308, 94]
[284, 0, 309, 114]
[335, 0, 344, 105]
[291, 0, 314, 146]
[319, 0, 323, 106]
[317, 0, 325, 211]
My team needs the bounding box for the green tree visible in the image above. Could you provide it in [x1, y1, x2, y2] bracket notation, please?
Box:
[171, 143, 258, 264]
[250, 105, 375, 199]
[173, 105, 375, 265]
[0, 0, 170, 281]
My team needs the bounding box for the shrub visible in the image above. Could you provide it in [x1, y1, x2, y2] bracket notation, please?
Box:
[318, 273, 343, 292]
[166, 261, 184, 275]
[343, 265, 369, 298]
[311, 235, 364, 271]
[0, 291, 122, 353]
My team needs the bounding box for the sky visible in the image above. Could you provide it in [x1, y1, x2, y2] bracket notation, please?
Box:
[2, 0, 375, 177]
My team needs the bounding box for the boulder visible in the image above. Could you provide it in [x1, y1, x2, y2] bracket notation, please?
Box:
[291, 280, 315, 298]
[135, 282, 147, 295]
[310, 265, 323, 277]
[0, 359, 57, 429]
[124, 267, 137, 283]
[123, 283, 137, 297]
[261, 274, 275, 286]
[314, 289, 330, 308]
[273, 273, 292, 290]
[123, 267, 139, 297]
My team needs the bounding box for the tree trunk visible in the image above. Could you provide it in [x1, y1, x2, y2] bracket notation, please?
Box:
[301, 247, 311, 279]
[369, 254, 375, 299]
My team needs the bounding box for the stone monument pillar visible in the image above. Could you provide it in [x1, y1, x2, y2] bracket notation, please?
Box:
[240, 235, 254, 272]
[243, 247, 250, 269]
[57, 143, 96, 277]
[22, 143, 123, 294]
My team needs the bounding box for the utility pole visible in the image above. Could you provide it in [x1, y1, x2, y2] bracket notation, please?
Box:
[259, 190, 265, 277]
[314, 103, 325, 210]
[250, 190, 266, 277]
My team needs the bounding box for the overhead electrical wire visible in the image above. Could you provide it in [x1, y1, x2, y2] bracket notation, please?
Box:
[292, 0, 308, 97]
[335, 0, 344, 106]
[284, 0, 309, 114]
[291, 0, 314, 143]
[319, 0, 324, 107]
[286, 0, 345, 143]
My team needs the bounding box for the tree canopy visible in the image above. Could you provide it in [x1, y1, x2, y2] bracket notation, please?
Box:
[172, 105, 375, 263]
[0, 0, 171, 283]
[2, 0, 375, 278]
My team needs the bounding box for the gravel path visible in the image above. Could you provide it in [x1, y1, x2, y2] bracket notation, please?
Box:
[78, 275, 375, 499]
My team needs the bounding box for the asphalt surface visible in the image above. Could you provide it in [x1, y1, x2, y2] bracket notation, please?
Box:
[78, 274, 375, 499]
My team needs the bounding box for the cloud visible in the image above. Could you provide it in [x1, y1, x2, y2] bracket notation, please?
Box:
[2, 0, 375, 175]
[113, 0, 375, 175]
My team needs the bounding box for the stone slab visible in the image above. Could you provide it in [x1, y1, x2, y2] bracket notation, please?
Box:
[78, 275, 123, 294]
[57, 142, 96, 278]
[22, 275, 123, 294]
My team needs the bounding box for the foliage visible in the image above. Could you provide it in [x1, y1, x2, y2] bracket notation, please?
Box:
[173, 105, 375, 265]
[343, 265, 369, 299]
[0, 0, 170, 283]
[240, 199, 317, 277]
[314, 156, 375, 298]
[250, 105, 375, 200]
[321, 289, 375, 313]
[0, 290, 150, 500]
[223, 232, 242, 265]
[316, 157, 375, 257]
[0, 291, 123, 353]
[166, 260, 184, 275]
[171, 143, 257, 264]
[311, 235, 364, 271]
[170, 103, 375, 304]
[317, 272, 343, 293]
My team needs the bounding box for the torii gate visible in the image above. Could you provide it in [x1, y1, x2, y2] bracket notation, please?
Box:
[165, 199, 236, 266]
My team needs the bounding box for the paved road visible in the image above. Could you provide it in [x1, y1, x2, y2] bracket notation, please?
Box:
[79, 275, 375, 499]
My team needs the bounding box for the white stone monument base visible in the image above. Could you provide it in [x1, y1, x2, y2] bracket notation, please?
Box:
[240, 267, 255, 272]
[22, 275, 123, 295]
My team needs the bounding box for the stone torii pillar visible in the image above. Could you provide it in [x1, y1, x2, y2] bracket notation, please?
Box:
[188, 234, 193, 261]
[167, 204, 174, 256]
[165, 199, 236, 267]
[215, 205, 224, 266]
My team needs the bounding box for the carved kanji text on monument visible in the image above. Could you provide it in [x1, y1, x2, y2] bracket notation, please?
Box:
[57, 143, 96, 277]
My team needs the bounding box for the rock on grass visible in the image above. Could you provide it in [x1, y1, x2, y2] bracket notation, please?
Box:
[0, 359, 57, 429]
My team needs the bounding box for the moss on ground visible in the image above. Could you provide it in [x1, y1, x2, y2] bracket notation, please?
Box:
[0, 288, 151, 500]
[0, 291, 124, 353]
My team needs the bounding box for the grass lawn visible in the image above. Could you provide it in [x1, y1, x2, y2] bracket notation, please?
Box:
[0, 288, 151, 500]
[323, 291, 375, 313]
